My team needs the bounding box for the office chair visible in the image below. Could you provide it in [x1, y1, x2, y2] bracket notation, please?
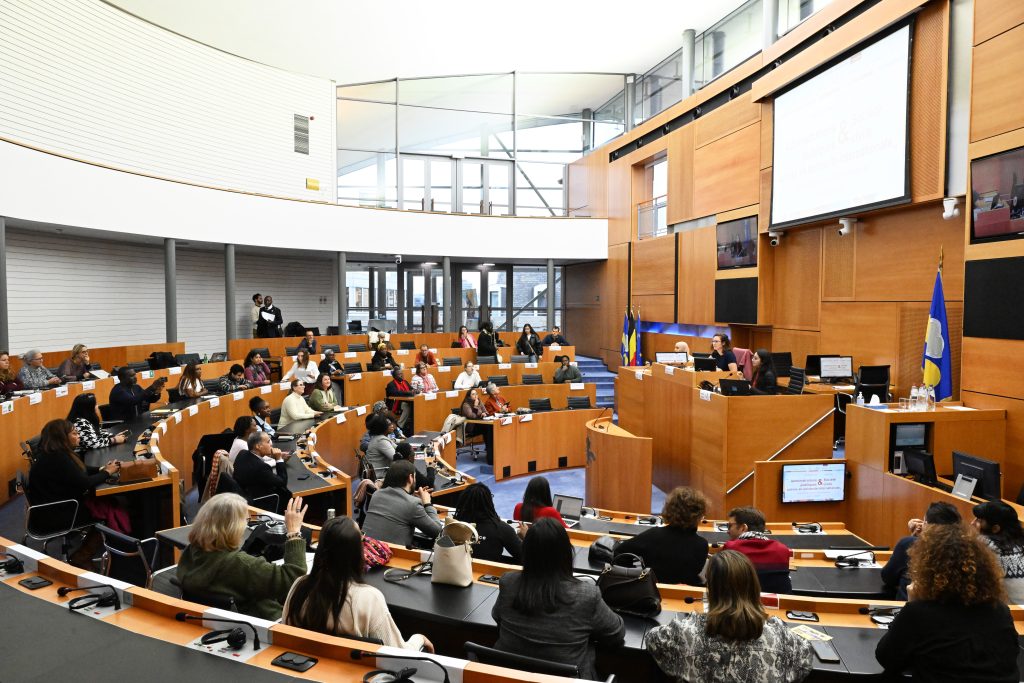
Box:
[476, 355, 498, 366]
[269, 408, 281, 424]
[95, 524, 159, 589]
[307, 327, 320, 336]
[521, 374, 543, 385]
[772, 351, 793, 378]
[343, 362, 363, 374]
[464, 642, 580, 678]
[250, 347, 271, 359]
[209, 352, 227, 363]
[399, 341, 416, 350]
[166, 388, 182, 403]
[510, 354, 530, 364]
[528, 398, 552, 412]
[856, 365, 892, 401]
[285, 345, 299, 356]
[250, 494, 281, 515]
[786, 367, 806, 395]
[175, 353, 201, 366]
[321, 344, 341, 354]
[443, 357, 461, 366]
[19, 436, 41, 463]
[487, 375, 509, 387]
[348, 343, 367, 352]
[202, 378, 222, 394]
[347, 320, 363, 332]
[567, 396, 593, 410]
[98, 403, 117, 422]
[128, 360, 151, 373]
[757, 569, 792, 594]
[326, 326, 340, 336]
[18, 471, 91, 562]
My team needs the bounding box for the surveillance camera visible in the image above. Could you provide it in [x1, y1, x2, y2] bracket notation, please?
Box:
[394, 254, 402, 265]
[768, 231, 782, 247]
[942, 197, 961, 220]
[837, 217, 857, 236]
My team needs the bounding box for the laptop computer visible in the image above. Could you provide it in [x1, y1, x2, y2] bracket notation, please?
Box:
[552, 494, 584, 528]
[694, 357, 718, 372]
[719, 378, 752, 396]
[655, 351, 690, 364]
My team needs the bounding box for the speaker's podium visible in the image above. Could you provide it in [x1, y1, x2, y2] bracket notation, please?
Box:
[585, 416, 653, 513]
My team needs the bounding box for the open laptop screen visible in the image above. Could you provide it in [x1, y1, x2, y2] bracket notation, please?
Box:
[551, 494, 584, 521]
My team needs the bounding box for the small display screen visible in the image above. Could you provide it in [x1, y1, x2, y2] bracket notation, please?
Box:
[552, 494, 583, 520]
[819, 356, 852, 378]
[894, 423, 926, 448]
[781, 463, 846, 503]
[655, 352, 690, 364]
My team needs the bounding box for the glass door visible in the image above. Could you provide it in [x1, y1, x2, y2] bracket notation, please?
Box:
[461, 158, 513, 215]
[401, 154, 455, 212]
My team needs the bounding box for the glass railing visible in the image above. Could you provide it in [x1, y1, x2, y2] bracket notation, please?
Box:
[777, 0, 836, 38]
[637, 195, 669, 240]
[693, 0, 763, 91]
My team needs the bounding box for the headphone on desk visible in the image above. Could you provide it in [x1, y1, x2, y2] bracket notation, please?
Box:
[200, 627, 247, 650]
[0, 553, 24, 574]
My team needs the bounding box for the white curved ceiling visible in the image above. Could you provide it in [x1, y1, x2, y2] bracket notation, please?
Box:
[106, 0, 749, 85]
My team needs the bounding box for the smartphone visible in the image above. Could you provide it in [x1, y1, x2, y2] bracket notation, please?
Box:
[786, 610, 819, 622]
[478, 574, 501, 585]
[18, 576, 52, 590]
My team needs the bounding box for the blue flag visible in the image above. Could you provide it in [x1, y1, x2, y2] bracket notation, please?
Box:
[634, 309, 644, 366]
[620, 309, 632, 366]
[922, 269, 953, 401]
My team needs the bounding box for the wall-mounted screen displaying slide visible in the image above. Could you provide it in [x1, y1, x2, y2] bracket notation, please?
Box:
[716, 216, 757, 269]
[970, 145, 1024, 243]
[781, 462, 847, 503]
[770, 23, 912, 228]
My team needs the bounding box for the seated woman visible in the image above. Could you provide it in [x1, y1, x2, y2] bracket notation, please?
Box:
[368, 344, 397, 371]
[710, 334, 739, 373]
[200, 450, 244, 503]
[29, 419, 121, 564]
[492, 518, 624, 678]
[359, 401, 405, 454]
[279, 379, 321, 429]
[283, 516, 432, 651]
[0, 350, 24, 395]
[57, 344, 94, 382]
[876, 523, 1020, 681]
[516, 323, 542, 362]
[308, 372, 342, 412]
[178, 362, 208, 399]
[673, 340, 691, 360]
[454, 361, 482, 390]
[364, 414, 397, 475]
[513, 476, 566, 526]
[454, 483, 523, 563]
[460, 388, 493, 463]
[283, 349, 319, 392]
[409, 362, 438, 394]
[228, 415, 258, 463]
[177, 493, 308, 620]
[614, 486, 708, 585]
[243, 350, 272, 387]
[66, 392, 128, 452]
[457, 325, 477, 349]
[750, 349, 778, 395]
[17, 349, 61, 389]
[646, 550, 812, 683]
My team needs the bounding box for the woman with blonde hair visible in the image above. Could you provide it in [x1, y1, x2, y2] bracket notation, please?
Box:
[646, 549, 812, 683]
[176, 494, 308, 620]
[57, 343, 94, 382]
[875, 523, 1019, 681]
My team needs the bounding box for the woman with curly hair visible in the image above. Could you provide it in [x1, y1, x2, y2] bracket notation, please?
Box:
[875, 523, 1020, 681]
[613, 487, 709, 585]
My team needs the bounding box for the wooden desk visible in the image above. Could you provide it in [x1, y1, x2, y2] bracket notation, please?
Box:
[585, 417, 652, 513]
[12, 341, 186, 375]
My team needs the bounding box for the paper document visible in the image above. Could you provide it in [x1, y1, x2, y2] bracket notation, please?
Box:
[89, 369, 110, 379]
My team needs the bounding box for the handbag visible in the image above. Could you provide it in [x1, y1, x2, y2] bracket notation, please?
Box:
[431, 520, 478, 587]
[361, 534, 392, 572]
[597, 553, 662, 618]
[588, 535, 619, 566]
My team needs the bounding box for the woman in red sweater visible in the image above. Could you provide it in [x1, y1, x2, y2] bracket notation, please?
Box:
[513, 476, 566, 527]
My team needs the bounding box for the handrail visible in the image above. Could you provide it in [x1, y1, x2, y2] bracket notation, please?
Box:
[725, 407, 836, 495]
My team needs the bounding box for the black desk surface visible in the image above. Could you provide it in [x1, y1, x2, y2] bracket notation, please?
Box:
[575, 517, 872, 549]
[791, 566, 888, 599]
[0, 583, 299, 682]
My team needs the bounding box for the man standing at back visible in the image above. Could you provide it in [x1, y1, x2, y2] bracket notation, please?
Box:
[257, 295, 283, 338]
[722, 507, 792, 593]
[251, 293, 262, 337]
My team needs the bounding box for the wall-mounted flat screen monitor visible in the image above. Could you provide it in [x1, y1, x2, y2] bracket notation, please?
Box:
[893, 423, 927, 448]
[716, 216, 758, 269]
[771, 22, 912, 228]
[970, 145, 1024, 243]
[781, 462, 847, 503]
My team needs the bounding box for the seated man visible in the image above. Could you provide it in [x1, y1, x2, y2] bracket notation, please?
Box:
[219, 364, 251, 393]
[296, 330, 318, 355]
[972, 501, 1024, 604]
[483, 383, 512, 415]
[17, 349, 62, 389]
[553, 356, 582, 384]
[385, 368, 415, 430]
[415, 344, 438, 367]
[108, 368, 167, 421]
[881, 502, 961, 600]
[541, 326, 570, 346]
[361, 460, 442, 546]
[721, 506, 792, 593]
[234, 431, 291, 514]
[250, 396, 276, 438]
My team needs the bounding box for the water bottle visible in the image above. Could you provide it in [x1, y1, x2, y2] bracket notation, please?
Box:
[856, 392, 865, 407]
[927, 385, 936, 411]
[202, 353, 209, 364]
[910, 385, 920, 411]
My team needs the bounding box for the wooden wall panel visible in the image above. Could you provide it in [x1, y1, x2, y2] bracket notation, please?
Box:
[971, 23, 1024, 142]
[760, 103, 773, 170]
[897, 301, 963, 400]
[631, 294, 675, 324]
[961, 337, 1024, 397]
[607, 161, 632, 245]
[692, 123, 761, 218]
[974, 0, 1024, 46]
[819, 302, 899, 365]
[770, 329, 821, 370]
[694, 98, 762, 148]
[631, 235, 676, 296]
[567, 152, 607, 217]
[909, 1, 948, 202]
[770, 227, 821, 330]
[962, 391, 1024, 500]
[666, 125, 695, 225]
[822, 227, 857, 300]
[677, 227, 717, 324]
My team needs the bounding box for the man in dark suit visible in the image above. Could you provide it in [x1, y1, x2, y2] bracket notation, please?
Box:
[256, 295, 283, 338]
[233, 431, 291, 513]
[541, 326, 570, 346]
[108, 367, 167, 421]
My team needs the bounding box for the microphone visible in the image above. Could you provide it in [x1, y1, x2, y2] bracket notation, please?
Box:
[350, 649, 450, 683]
[175, 612, 262, 650]
[834, 549, 876, 567]
[58, 584, 121, 611]
[829, 545, 889, 551]
[858, 605, 901, 616]
[792, 521, 822, 533]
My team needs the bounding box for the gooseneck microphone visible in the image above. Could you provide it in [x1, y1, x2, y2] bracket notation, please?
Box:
[175, 612, 262, 650]
[58, 584, 121, 611]
[350, 650, 450, 683]
[834, 549, 877, 567]
[858, 606, 901, 616]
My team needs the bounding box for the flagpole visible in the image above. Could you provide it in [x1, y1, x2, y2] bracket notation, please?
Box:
[938, 246, 943, 275]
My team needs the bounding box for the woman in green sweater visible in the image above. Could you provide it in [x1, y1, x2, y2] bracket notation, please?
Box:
[308, 372, 341, 413]
[177, 493, 308, 620]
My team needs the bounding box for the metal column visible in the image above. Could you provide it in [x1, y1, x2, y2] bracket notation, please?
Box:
[0, 217, 8, 351]
[377, 267, 387, 318]
[480, 268, 490, 326]
[442, 256, 452, 332]
[763, 0, 779, 49]
[503, 265, 513, 331]
[337, 252, 347, 332]
[164, 238, 177, 343]
[367, 266, 376, 321]
[546, 259, 555, 331]
[396, 264, 406, 332]
[224, 244, 236, 349]
[681, 30, 696, 99]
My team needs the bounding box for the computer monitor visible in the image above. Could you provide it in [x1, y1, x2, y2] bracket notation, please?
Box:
[819, 356, 853, 381]
[805, 354, 840, 376]
[904, 449, 937, 486]
[781, 462, 846, 503]
[655, 351, 691, 364]
[952, 451, 1001, 501]
[719, 378, 752, 396]
[551, 494, 583, 523]
[893, 423, 927, 449]
[694, 357, 718, 372]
